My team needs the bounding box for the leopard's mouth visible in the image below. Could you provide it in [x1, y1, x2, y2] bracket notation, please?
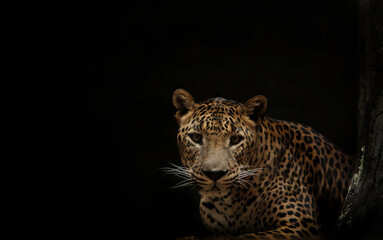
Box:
[194, 166, 264, 192]
[195, 176, 237, 192]
[163, 163, 261, 191]
[199, 184, 229, 195]
[207, 185, 221, 192]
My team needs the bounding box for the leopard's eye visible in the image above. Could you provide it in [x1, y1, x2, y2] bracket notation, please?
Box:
[230, 135, 244, 146]
[189, 133, 203, 145]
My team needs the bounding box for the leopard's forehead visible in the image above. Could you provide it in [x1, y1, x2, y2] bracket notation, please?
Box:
[187, 98, 246, 137]
[193, 97, 243, 117]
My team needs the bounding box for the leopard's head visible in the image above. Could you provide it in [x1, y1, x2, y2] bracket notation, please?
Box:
[172, 89, 267, 193]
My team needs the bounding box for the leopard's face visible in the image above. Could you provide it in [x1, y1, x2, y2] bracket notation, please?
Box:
[173, 89, 267, 193]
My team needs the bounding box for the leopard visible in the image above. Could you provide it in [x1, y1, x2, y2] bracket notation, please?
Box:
[169, 89, 354, 239]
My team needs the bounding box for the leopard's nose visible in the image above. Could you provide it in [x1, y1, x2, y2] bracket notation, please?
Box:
[203, 170, 228, 181]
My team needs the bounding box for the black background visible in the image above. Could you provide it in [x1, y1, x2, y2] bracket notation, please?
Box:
[3, 0, 358, 239]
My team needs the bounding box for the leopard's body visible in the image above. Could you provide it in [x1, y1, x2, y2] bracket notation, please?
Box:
[171, 89, 354, 239]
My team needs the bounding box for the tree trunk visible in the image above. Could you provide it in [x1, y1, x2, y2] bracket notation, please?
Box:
[337, 0, 383, 238]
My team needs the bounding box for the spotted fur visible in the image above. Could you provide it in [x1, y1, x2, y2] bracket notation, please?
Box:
[171, 89, 354, 240]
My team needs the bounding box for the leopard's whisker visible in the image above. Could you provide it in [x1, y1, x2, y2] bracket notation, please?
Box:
[162, 163, 196, 189]
[162, 169, 191, 179]
[171, 179, 195, 189]
[231, 166, 265, 189]
[236, 180, 249, 189]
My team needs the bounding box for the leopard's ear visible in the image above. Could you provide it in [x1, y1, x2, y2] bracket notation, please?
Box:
[243, 95, 267, 123]
[172, 89, 195, 124]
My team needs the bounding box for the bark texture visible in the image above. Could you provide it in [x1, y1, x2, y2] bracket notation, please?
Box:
[337, 0, 383, 238]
